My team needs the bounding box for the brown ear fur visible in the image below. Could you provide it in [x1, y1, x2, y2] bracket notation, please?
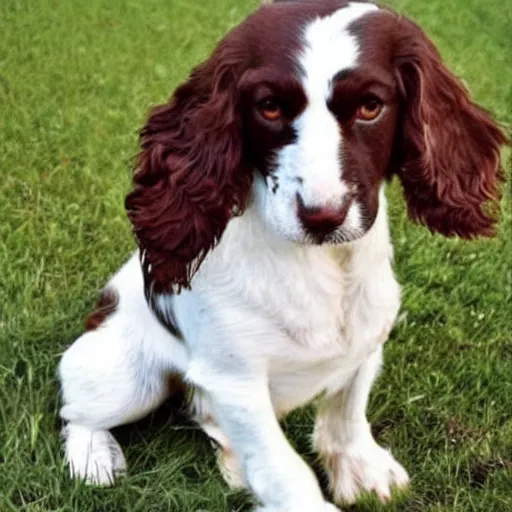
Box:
[393, 17, 507, 238]
[125, 49, 253, 294]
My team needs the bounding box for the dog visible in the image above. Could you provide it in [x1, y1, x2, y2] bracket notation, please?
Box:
[58, 1, 506, 510]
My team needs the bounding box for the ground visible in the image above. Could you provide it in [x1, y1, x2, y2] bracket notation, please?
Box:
[0, 0, 511, 511]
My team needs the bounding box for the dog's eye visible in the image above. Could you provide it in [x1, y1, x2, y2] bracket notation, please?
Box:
[356, 96, 383, 121]
[258, 98, 282, 122]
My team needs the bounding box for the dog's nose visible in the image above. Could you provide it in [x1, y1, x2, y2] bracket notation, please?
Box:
[297, 193, 352, 235]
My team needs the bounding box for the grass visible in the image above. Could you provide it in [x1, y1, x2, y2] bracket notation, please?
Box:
[0, 0, 510, 510]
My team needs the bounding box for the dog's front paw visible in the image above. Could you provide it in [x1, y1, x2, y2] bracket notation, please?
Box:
[321, 437, 409, 505]
[63, 424, 126, 486]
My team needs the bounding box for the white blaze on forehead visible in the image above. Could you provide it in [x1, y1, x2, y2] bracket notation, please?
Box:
[290, 2, 378, 208]
[300, 2, 378, 101]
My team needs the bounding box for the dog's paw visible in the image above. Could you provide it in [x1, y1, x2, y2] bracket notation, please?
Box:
[63, 424, 126, 486]
[321, 437, 409, 505]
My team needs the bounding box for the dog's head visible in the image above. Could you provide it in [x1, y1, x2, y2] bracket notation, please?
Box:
[126, 0, 506, 293]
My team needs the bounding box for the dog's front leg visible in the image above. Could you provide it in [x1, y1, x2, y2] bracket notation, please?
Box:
[188, 364, 338, 512]
[313, 346, 409, 505]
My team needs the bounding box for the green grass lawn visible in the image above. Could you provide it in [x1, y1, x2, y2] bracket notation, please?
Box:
[1, 0, 511, 510]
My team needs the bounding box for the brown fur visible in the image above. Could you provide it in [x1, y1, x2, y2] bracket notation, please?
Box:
[84, 288, 119, 331]
[125, 47, 254, 294]
[391, 14, 507, 238]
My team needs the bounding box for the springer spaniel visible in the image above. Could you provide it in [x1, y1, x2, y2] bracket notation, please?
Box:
[58, 1, 506, 510]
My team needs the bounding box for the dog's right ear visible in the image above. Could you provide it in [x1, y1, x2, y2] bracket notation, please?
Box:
[125, 49, 253, 295]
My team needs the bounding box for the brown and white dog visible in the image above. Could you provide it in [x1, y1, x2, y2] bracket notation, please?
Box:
[58, 1, 506, 510]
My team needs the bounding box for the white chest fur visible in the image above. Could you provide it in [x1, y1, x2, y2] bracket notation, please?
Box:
[176, 190, 401, 414]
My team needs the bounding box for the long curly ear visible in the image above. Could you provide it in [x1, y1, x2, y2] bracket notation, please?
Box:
[125, 53, 253, 294]
[392, 17, 507, 238]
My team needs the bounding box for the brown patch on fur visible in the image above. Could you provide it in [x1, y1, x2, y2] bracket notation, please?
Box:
[166, 372, 188, 409]
[167, 372, 187, 396]
[84, 288, 119, 330]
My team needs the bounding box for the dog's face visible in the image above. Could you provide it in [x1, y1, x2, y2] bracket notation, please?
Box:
[127, 0, 505, 292]
[241, 3, 397, 244]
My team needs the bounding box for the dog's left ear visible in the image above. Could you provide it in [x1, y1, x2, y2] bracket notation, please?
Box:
[392, 17, 507, 238]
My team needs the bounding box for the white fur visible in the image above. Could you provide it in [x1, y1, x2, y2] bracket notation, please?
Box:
[59, 3, 409, 510]
[63, 424, 126, 485]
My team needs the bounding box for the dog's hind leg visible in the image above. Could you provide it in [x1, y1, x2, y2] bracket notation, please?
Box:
[58, 254, 188, 485]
